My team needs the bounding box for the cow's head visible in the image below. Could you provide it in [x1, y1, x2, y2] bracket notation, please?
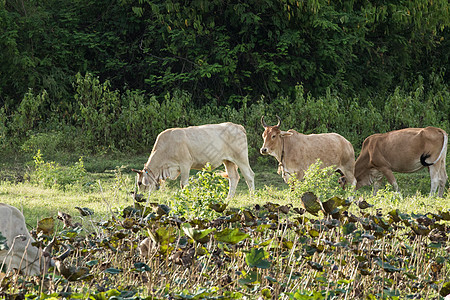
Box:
[260, 116, 292, 158]
[355, 166, 381, 190]
[132, 168, 160, 193]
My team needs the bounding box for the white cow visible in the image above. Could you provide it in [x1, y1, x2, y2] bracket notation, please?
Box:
[133, 122, 255, 198]
[0, 203, 52, 275]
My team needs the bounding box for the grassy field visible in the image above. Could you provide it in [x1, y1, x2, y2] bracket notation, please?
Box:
[1, 153, 450, 299]
[0, 153, 448, 226]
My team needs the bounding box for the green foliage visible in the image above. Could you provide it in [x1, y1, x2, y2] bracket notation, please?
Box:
[245, 247, 271, 269]
[2, 176, 449, 298]
[0, 0, 449, 159]
[289, 160, 352, 202]
[168, 163, 228, 219]
[9, 89, 48, 138]
[31, 150, 88, 190]
[73, 73, 121, 150]
[1, 0, 449, 107]
[366, 186, 404, 207]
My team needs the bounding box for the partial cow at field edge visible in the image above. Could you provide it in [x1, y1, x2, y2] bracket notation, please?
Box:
[355, 127, 448, 197]
[260, 116, 357, 188]
[0, 203, 53, 276]
[132, 122, 255, 198]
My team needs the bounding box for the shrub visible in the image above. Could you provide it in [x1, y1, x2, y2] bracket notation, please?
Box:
[289, 159, 353, 202]
[31, 150, 88, 190]
[168, 163, 228, 220]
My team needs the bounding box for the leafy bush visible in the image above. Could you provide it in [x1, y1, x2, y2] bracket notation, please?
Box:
[289, 160, 353, 202]
[31, 150, 88, 190]
[169, 164, 228, 219]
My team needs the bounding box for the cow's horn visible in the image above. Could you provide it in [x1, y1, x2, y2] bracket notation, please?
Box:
[276, 115, 281, 128]
[261, 116, 268, 128]
[131, 168, 142, 174]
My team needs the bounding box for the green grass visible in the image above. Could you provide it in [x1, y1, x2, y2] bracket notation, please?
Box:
[0, 155, 448, 227]
[1, 155, 449, 299]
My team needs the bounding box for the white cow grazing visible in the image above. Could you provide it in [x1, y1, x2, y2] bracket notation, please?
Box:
[0, 203, 51, 276]
[133, 122, 255, 198]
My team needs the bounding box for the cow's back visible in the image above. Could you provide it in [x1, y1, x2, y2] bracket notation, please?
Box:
[0, 203, 29, 246]
[360, 127, 446, 172]
[0, 203, 43, 275]
[284, 131, 355, 171]
[150, 122, 249, 168]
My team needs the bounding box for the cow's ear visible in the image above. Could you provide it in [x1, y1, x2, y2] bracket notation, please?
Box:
[131, 169, 143, 174]
[280, 131, 293, 137]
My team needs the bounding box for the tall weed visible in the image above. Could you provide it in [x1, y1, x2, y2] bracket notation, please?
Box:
[168, 164, 228, 219]
[31, 150, 88, 190]
[289, 160, 353, 202]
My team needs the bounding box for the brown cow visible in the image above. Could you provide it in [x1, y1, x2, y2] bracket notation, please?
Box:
[260, 116, 357, 187]
[132, 122, 255, 198]
[355, 127, 448, 197]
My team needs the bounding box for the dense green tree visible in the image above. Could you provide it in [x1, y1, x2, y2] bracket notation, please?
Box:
[1, 0, 449, 107]
[0, 0, 449, 155]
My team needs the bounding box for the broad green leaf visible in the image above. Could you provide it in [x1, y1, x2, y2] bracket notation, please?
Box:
[238, 270, 260, 285]
[245, 247, 271, 269]
[440, 281, 450, 297]
[134, 262, 151, 272]
[261, 288, 272, 300]
[86, 260, 98, 267]
[74, 207, 94, 216]
[104, 268, 122, 274]
[148, 226, 176, 245]
[300, 192, 322, 216]
[214, 228, 249, 245]
[37, 217, 55, 235]
[374, 259, 403, 273]
[342, 222, 357, 235]
[209, 202, 227, 213]
[181, 223, 216, 243]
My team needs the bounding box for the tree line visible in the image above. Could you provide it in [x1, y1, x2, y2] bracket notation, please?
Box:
[0, 0, 449, 160]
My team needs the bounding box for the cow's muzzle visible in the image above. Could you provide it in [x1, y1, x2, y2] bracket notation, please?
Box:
[260, 147, 269, 155]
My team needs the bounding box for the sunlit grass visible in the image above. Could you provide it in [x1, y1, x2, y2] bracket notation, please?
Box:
[1, 167, 448, 228]
[0, 161, 449, 299]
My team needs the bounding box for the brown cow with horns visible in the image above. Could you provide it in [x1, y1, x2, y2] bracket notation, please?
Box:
[260, 116, 357, 187]
[355, 127, 448, 197]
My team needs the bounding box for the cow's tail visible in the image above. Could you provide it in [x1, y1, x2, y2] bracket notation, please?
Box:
[420, 153, 433, 167]
[421, 130, 448, 166]
[432, 130, 448, 164]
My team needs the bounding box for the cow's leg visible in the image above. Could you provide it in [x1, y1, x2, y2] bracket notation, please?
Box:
[223, 161, 240, 198]
[439, 164, 448, 197]
[429, 165, 439, 196]
[429, 162, 448, 197]
[378, 167, 398, 192]
[236, 163, 255, 192]
[179, 165, 190, 189]
[340, 169, 357, 189]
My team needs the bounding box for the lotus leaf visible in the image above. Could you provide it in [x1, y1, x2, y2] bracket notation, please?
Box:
[37, 217, 55, 235]
[301, 192, 323, 216]
[214, 228, 249, 245]
[181, 223, 216, 243]
[245, 247, 271, 269]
